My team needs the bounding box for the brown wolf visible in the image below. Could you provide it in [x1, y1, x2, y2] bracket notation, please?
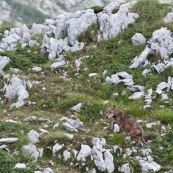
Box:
[105, 106, 146, 145]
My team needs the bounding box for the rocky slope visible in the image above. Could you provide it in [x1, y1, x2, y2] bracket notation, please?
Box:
[0, 0, 112, 26]
[1, 0, 173, 173]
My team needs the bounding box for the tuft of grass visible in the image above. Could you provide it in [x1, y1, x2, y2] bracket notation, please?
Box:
[90, 6, 104, 14]
[79, 101, 105, 121]
[34, 99, 55, 111]
[0, 120, 30, 138]
[132, 0, 170, 38]
[0, 150, 36, 173]
[111, 133, 127, 146]
[125, 103, 149, 118]
[155, 109, 173, 124]
[40, 131, 70, 146]
[1, 46, 48, 71]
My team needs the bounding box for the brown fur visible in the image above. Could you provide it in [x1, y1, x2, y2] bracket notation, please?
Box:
[106, 106, 146, 145]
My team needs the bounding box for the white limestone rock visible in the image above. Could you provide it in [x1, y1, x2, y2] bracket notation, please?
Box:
[165, 58, 173, 69]
[22, 144, 42, 159]
[156, 82, 168, 94]
[167, 76, 173, 91]
[92, 137, 106, 147]
[149, 27, 173, 59]
[14, 163, 27, 169]
[66, 9, 97, 46]
[91, 146, 106, 172]
[30, 23, 49, 35]
[0, 24, 31, 51]
[27, 130, 40, 143]
[89, 73, 98, 77]
[62, 122, 78, 132]
[65, 133, 73, 140]
[42, 9, 97, 59]
[0, 137, 18, 144]
[53, 123, 59, 129]
[106, 72, 134, 86]
[142, 69, 151, 76]
[4, 75, 30, 108]
[98, 1, 139, 40]
[139, 160, 161, 173]
[146, 122, 157, 129]
[132, 33, 146, 45]
[63, 150, 71, 161]
[119, 163, 131, 173]
[104, 150, 114, 173]
[29, 40, 39, 47]
[153, 62, 165, 73]
[71, 103, 82, 112]
[0, 145, 8, 150]
[53, 143, 64, 155]
[60, 116, 85, 131]
[130, 47, 151, 69]
[23, 116, 37, 122]
[129, 91, 145, 100]
[144, 88, 153, 109]
[39, 128, 49, 134]
[77, 144, 92, 161]
[113, 124, 120, 133]
[103, 1, 125, 15]
[34, 167, 54, 173]
[106, 74, 121, 85]
[32, 67, 42, 72]
[0, 56, 10, 75]
[164, 9, 173, 23]
[50, 60, 66, 68]
[127, 85, 145, 92]
[161, 93, 169, 101]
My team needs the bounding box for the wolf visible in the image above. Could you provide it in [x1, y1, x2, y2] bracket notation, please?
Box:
[106, 106, 146, 145]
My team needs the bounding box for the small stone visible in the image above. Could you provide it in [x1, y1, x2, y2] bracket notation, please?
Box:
[113, 124, 120, 133]
[53, 143, 64, 154]
[27, 130, 40, 143]
[14, 163, 26, 169]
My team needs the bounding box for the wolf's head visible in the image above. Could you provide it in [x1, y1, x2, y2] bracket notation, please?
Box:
[105, 106, 116, 119]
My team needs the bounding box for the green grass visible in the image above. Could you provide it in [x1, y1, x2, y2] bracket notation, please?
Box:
[0, 150, 36, 173]
[90, 6, 104, 14]
[0, 121, 36, 172]
[155, 109, 173, 124]
[1, 0, 173, 172]
[0, 45, 48, 72]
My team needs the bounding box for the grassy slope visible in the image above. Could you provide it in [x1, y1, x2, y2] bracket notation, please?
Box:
[0, 0, 173, 172]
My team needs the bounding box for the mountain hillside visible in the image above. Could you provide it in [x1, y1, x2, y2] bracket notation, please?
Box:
[0, 0, 112, 26]
[1, 0, 173, 173]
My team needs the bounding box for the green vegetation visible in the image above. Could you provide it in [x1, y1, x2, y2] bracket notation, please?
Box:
[78, 24, 99, 45]
[155, 109, 173, 124]
[0, 150, 36, 173]
[0, 121, 35, 172]
[111, 133, 127, 146]
[5, 0, 49, 24]
[1, 0, 173, 172]
[90, 6, 104, 14]
[0, 46, 48, 71]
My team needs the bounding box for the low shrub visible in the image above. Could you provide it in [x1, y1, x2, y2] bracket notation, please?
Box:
[90, 6, 104, 14]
